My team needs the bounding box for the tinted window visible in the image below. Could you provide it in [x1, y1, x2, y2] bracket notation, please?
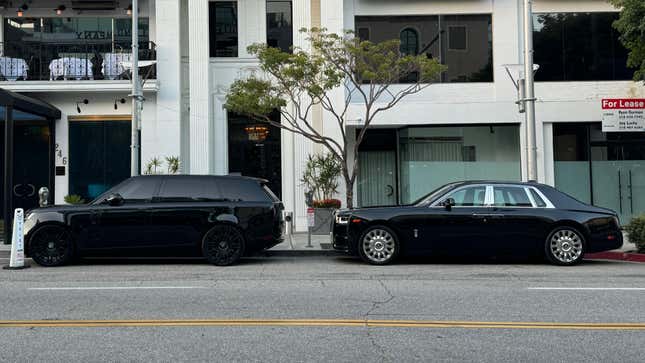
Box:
[494, 186, 532, 207]
[217, 179, 272, 202]
[267, 0, 292, 52]
[115, 177, 159, 203]
[209, 1, 238, 57]
[158, 178, 222, 202]
[530, 189, 547, 207]
[355, 14, 493, 83]
[443, 186, 487, 206]
[533, 12, 632, 81]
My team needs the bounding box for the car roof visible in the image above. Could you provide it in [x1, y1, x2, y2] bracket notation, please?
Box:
[131, 174, 269, 184]
[449, 180, 545, 188]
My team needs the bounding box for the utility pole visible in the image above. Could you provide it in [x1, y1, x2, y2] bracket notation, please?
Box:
[130, 0, 141, 176]
[523, 0, 538, 181]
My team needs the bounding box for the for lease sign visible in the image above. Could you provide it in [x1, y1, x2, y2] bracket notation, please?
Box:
[601, 98, 645, 132]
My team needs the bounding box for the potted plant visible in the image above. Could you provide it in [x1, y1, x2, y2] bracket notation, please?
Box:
[625, 214, 645, 253]
[301, 153, 342, 234]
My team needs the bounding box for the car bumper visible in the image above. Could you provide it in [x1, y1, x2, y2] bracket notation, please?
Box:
[587, 230, 623, 253]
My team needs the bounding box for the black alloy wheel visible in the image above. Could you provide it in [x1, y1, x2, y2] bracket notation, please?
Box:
[29, 225, 74, 267]
[202, 225, 245, 266]
[545, 226, 586, 266]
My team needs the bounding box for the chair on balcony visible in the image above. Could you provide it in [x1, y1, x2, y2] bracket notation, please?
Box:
[0, 56, 29, 81]
[102, 52, 133, 80]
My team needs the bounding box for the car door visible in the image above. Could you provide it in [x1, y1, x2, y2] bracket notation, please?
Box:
[486, 185, 552, 255]
[148, 176, 217, 251]
[422, 184, 494, 255]
[90, 177, 161, 251]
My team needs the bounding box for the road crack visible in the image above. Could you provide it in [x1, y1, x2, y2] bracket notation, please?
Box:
[364, 279, 396, 362]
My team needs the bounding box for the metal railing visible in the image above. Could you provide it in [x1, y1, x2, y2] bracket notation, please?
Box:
[0, 41, 156, 81]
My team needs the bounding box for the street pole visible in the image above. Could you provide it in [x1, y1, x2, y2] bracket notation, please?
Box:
[130, 0, 141, 176]
[523, 0, 538, 181]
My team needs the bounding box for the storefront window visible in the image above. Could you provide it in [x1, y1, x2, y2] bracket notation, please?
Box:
[355, 14, 493, 83]
[68, 119, 132, 202]
[210, 1, 238, 57]
[554, 123, 645, 223]
[533, 12, 632, 81]
[399, 125, 520, 203]
[267, 0, 293, 52]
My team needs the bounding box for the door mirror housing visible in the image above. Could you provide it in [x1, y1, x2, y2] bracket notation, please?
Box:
[105, 193, 124, 206]
[442, 198, 456, 211]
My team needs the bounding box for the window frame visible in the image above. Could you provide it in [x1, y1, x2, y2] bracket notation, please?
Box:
[429, 184, 491, 208]
[429, 183, 555, 209]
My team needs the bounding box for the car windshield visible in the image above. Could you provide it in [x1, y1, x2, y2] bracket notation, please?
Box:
[89, 179, 129, 205]
[412, 183, 460, 206]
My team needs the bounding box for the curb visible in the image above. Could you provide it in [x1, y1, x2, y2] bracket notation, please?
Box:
[261, 249, 343, 257]
[585, 251, 645, 263]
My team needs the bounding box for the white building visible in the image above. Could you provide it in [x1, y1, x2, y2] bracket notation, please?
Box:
[1, 0, 644, 233]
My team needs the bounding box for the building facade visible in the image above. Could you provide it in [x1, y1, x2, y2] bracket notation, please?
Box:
[1, 0, 643, 233]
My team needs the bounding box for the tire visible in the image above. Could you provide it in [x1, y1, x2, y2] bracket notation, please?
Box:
[202, 225, 245, 266]
[29, 225, 75, 267]
[358, 225, 399, 265]
[545, 226, 586, 266]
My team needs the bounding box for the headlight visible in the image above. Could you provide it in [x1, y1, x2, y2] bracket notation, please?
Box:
[335, 215, 349, 225]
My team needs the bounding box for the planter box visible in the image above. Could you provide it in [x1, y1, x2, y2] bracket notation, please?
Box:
[311, 208, 336, 235]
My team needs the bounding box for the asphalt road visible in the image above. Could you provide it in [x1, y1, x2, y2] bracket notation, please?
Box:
[1, 254, 644, 362]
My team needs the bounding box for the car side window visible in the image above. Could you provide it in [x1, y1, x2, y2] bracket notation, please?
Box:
[217, 179, 272, 202]
[158, 178, 222, 202]
[442, 186, 487, 207]
[529, 189, 547, 207]
[115, 177, 159, 203]
[493, 186, 532, 207]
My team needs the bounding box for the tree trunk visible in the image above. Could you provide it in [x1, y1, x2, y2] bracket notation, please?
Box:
[343, 171, 354, 209]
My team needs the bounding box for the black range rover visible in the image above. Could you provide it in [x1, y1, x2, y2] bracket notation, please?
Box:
[23, 175, 284, 267]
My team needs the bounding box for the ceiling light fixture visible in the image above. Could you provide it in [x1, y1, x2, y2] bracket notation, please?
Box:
[125, 4, 132, 16]
[55, 5, 66, 15]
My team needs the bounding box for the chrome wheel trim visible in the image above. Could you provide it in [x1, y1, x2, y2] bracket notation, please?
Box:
[550, 229, 583, 264]
[362, 228, 396, 263]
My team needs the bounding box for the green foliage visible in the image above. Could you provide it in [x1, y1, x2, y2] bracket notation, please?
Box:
[64, 194, 86, 205]
[610, 0, 645, 82]
[225, 28, 446, 208]
[625, 214, 645, 253]
[301, 153, 342, 201]
[144, 156, 180, 175]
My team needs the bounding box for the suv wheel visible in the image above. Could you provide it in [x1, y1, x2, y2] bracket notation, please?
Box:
[358, 225, 399, 265]
[202, 225, 245, 266]
[29, 225, 74, 267]
[545, 226, 585, 266]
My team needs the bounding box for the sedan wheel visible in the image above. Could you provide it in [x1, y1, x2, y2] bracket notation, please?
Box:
[359, 226, 399, 265]
[29, 225, 74, 267]
[202, 225, 245, 266]
[545, 227, 585, 266]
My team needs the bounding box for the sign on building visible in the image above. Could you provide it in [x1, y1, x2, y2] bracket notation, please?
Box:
[601, 98, 645, 132]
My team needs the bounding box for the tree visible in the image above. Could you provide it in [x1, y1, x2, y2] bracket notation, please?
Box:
[225, 28, 445, 208]
[610, 0, 645, 82]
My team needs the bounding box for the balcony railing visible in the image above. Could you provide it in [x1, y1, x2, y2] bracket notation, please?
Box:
[0, 41, 156, 81]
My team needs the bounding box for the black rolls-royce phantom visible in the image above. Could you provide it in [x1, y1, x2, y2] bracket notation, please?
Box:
[333, 181, 622, 266]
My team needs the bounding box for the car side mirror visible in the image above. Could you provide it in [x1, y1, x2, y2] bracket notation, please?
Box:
[443, 198, 456, 211]
[105, 193, 124, 206]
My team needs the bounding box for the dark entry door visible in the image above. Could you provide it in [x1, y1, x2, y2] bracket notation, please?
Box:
[12, 125, 52, 212]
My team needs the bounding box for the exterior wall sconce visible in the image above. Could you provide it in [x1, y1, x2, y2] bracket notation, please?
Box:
[55, 5, 66, 15]
[126, 4, 133, 16]
[17, 4, 28, 17]
[114, 98, 126, 110]
[76, 99, 89, 114]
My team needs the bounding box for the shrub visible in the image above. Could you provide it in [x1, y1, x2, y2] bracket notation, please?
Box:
[625, 214, 645, 253]
[64, 195, 86, 205]
[313, 199, 342, 209]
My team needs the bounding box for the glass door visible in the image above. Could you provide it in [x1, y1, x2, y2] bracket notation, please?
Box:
[592, 143, 645, 223]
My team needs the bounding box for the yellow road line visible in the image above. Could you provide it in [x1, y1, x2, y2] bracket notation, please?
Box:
[1, 319, 644, 330]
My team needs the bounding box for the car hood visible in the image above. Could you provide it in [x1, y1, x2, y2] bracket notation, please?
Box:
[26, 204, 88, 214]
